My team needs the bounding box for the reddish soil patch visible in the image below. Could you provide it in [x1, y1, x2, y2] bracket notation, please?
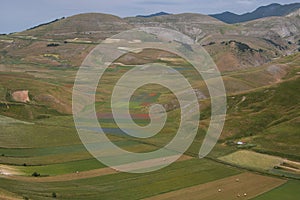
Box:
[12, 90, 30, 103]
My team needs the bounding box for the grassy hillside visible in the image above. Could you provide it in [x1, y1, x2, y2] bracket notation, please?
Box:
[221, 73, 300, 159]
[15, 13, 133, 42]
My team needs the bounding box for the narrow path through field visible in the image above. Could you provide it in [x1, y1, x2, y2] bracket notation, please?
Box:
[0, 155, 191, 182]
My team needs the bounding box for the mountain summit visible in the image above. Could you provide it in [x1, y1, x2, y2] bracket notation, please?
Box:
[211, 3, 300, 24]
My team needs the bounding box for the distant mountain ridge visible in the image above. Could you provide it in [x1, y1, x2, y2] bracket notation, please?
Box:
[136, 12, 171, 18]
[211, 3, 300, 24]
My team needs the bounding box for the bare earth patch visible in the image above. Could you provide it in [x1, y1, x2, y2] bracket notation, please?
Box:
[0, 164, 23, 176]
[12, 90, 30, 103]
[143, 172, 286, 200]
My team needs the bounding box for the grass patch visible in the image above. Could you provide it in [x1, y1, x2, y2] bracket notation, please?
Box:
[219, 150, 283, 171]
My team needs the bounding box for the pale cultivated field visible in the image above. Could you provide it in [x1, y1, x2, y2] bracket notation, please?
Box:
[219, 150, 283, 171]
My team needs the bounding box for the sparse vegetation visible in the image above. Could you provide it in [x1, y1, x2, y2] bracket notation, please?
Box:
[221, 40, 258, 52]
[27, 17, 65, 30]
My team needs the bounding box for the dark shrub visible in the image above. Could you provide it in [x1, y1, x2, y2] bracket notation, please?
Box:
[47, 43, 60, 47]
[32, 172, 40, 177]
[52, 192, 57, 198]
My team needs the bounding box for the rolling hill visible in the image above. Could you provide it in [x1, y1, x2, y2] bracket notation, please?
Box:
[15, 13, 133, 42]
[0, 10, 299, 114]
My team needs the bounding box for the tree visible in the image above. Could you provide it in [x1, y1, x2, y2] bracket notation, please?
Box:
[32, 172, 40, 177]
[52, 192, 57, 198]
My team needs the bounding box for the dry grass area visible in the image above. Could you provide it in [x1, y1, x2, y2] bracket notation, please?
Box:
[219, 150, 283, 171]
[277, 160, 300, 174]
[0, 164, 23, 176]
[144, 172, 286, 200]
[0, 167, 118, 183]
[0, 188, 23, 200]
[221, 150, 300, 176]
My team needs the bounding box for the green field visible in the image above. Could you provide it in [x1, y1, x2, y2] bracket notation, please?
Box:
[0, 158, 241, 200]
[252, 181, 300, 200]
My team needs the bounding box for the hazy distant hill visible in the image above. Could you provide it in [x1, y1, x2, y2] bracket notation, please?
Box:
[211, 3, 300, 24]
[136, 12, 171, 18]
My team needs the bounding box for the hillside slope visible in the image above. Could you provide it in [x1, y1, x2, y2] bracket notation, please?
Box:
[14, 13, 133, 42]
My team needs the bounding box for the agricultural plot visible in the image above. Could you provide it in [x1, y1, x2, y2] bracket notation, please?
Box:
[219, 150, 283, 171]
[144, 172, 286, 200]
[219, 150, 300, 179]
[0, 158, 241, 199]
[252, 180, 300, 200]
